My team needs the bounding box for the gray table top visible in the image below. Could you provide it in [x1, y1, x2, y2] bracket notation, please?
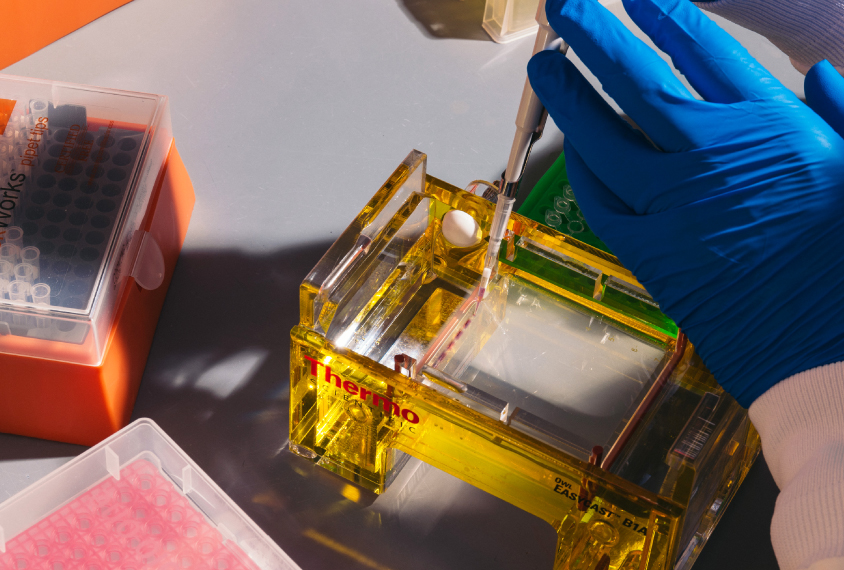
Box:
[1, 1, 794, 568]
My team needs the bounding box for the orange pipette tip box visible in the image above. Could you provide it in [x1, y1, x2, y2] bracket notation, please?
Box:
[0, 75, 194, 446]
[0, 0, 133, 69]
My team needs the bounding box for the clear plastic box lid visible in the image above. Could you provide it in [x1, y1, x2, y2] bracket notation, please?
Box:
[0, 75, 174, 364]
[0, 419, 301, 570]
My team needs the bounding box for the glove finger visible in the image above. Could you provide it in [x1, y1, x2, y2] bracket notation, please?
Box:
[805, 60, 844, 139]
[624, 0, 788, 104]
[528, 50, 661, 210]
[545, 0, 698, 152]
[562, 138, 637, 252]
[530, 52, 718, 214]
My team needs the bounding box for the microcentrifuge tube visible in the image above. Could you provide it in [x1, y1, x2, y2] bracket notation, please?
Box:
[13, 127, 27, 146]
[13, 263, 35, 284]
[20, 247, 40, 279]
[545, 209, 563, 228]
[31, 283, 51, 329]
[31, 283, 50, 306]
[0, 243, 19, 265]
[0, 259, 12, 281]
[562, 184, 576, 201]
[567, 220, 585, 234]
[0, 277, 8, 299]
[29, 100, 47, 113]
[554, 196, 572, 214]
[6, 226, 23, 251]
[8, 280, 30, 302]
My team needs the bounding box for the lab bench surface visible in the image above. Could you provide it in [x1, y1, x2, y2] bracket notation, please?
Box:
[0, 1, 797, 568]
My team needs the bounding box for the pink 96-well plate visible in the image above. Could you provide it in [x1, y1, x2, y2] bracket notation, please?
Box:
[0, 459, 260, 570]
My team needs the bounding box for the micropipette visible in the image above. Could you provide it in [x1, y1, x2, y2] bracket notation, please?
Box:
[478, 0, 567, 300]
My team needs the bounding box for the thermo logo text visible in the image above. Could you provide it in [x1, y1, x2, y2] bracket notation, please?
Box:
[304, 355, 420, 424]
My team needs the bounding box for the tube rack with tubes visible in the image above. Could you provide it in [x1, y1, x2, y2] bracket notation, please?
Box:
[0, 85, 149, 349]
[290, 151, 760, 570]
[0, 73, 195, 447]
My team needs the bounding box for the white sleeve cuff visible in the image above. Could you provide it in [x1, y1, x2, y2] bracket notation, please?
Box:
[808, 558, 844, 570]
[749, 362, 844, 570]
[694, 0, 844, 73]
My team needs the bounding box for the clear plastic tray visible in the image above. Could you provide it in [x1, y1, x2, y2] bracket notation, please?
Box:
[0, 419, 300, 570]
[0, 75, 173, 364]
[420, 274, 667, 459]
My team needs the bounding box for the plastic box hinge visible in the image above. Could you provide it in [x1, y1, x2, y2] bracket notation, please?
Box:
[218, 522, 236, 543]
[130, 230, 165, 291]
[105, 445, 120, 480]
[182, 465, 193, 494]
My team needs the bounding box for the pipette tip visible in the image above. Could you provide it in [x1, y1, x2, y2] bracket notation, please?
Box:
[475, 268, 492, 314]
[474, 290, 485, 315]
[478, 268, 491, 295]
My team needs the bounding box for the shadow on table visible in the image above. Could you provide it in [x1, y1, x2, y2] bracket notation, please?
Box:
[694, 458, 779, 569]
[0, 435, 85, 461]
[0, 240, 780, 570]
[131, 242, 556, 570]
[396, 0, 491, 41]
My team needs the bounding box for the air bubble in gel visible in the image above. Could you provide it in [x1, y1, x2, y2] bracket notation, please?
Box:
[545, 210, 562, 228]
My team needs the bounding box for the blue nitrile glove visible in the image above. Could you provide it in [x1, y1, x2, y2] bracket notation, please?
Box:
[526, 0, 844, 407]
[805, 59, 844, 137]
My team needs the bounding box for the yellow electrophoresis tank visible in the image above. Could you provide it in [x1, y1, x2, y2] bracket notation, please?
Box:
[290, 151, 759, 570]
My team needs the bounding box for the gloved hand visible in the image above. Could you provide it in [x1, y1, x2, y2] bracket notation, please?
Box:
[805, 59, 844, 137]
[527, 0, 844, 407]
